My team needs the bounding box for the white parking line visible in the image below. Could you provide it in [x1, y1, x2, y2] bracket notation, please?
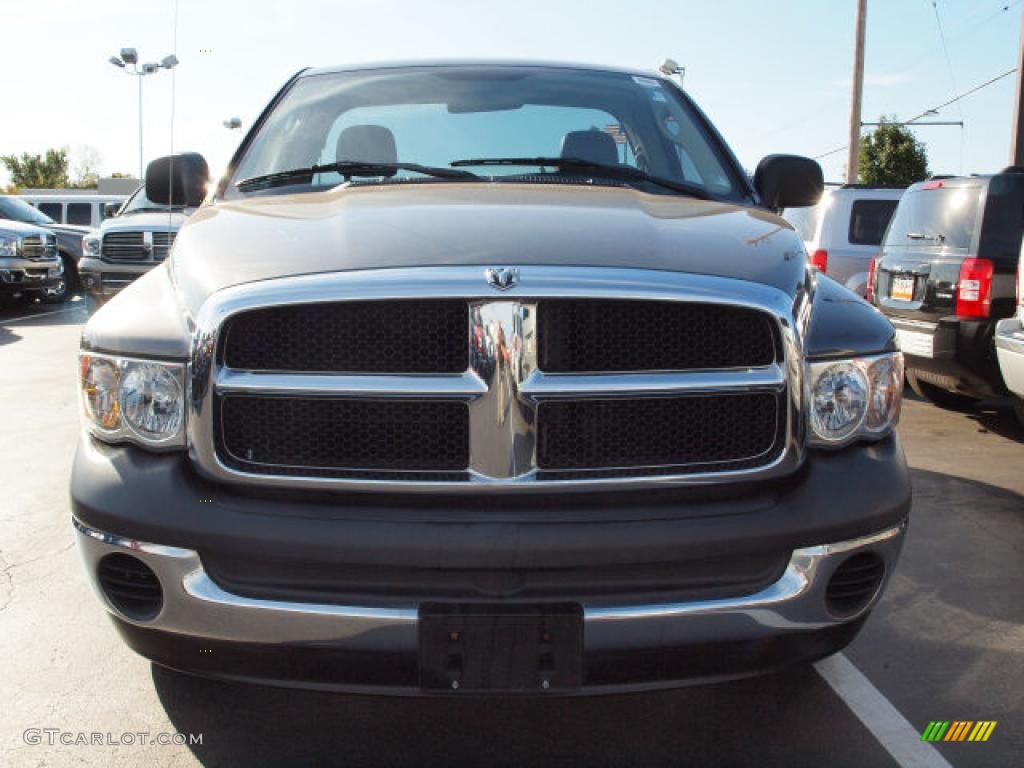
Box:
[815, 653, 953, 768]
[3, 303, 84, 322]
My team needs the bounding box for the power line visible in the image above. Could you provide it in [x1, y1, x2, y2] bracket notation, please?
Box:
[928, 1, 965, 171]
[767, 0, 1019, 144]
[813, 66, 1017, 160]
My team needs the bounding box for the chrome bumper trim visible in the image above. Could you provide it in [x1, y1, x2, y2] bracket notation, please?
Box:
[74, 517, 906, 649]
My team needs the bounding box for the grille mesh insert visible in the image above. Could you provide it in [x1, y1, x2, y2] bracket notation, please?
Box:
[537, 299, 777, 372]
[537, 393, 781, 471]
[222, 300, 467, 373]
[219, 396, 469, 472]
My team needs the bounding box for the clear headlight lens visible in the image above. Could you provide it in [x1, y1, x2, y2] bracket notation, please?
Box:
[79, 353, 186, 448]
[806, 352, 903, 447]
[120, 362, 184, 439]
[0, 236, 20, 258]
[83, 235, 101, 257]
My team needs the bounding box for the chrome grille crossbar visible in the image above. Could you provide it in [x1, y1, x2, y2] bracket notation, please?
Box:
[216, 370, 487, 400]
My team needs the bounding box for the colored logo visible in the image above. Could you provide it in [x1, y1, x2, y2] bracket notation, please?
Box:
[921, 721, 997, 742]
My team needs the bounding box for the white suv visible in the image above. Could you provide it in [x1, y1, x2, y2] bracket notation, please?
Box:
[784, 185, 903, 297]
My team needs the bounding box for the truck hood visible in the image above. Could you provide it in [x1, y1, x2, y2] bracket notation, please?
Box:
[102, 211, 188, 232]
[0, 218, 52, 238]
[171, 184, 807, 314]
[46, 223, 92, 236]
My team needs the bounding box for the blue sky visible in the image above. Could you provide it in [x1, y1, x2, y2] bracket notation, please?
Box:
[3, 0, 1021, 186]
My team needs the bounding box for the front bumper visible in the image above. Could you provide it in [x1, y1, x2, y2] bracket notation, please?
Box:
[75, 518, 905, 693]
[72, 432, 911, 693]
[995, 317, 1024, 399]
[889, 315, 1004, 397]
[78, 257, 154, 299]
[0, 256, 63, 294]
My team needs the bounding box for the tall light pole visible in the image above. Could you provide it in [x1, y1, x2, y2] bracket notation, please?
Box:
[846, 0, 867, 183]
[108, 48, 179, 180]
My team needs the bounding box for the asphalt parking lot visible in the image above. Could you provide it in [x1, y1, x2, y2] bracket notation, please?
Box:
[1, 296, 1021, 768]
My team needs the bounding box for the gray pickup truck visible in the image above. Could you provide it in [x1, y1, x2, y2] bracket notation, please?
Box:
[0, 195, 89, 302]
[78, 185, 189, 304]
[0, 218, 66, 303]
[72, 61, 910, 694]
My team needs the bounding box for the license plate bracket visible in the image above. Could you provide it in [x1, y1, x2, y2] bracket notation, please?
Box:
[419, 603, 583, 692]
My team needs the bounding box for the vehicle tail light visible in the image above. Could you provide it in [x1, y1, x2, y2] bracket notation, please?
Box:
[810, 249, 828, 274]
[866, 254, 879, 302]
[956, 257, 994, 318]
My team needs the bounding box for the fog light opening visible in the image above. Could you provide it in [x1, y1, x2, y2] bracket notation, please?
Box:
[97, 553, 163, 621]
[825, 552, 885, 619]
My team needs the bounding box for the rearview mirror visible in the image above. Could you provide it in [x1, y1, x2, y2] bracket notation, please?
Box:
[753, 154, 823, 209]
[145, 153, 210, 207]
[103, 202, 121, 219]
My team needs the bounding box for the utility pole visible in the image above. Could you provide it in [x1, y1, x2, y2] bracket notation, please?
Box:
[847, 0, 868, 183]
[1011, 3, 1024, 166]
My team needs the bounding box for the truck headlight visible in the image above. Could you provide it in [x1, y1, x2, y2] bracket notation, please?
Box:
[806, 352, 902, 447]
[0, 235, 20, 258]
[79, 353, 186, 448]
[83, 234, 101, 257]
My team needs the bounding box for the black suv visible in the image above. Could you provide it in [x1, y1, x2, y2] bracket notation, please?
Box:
[871, 169, 1024, 408]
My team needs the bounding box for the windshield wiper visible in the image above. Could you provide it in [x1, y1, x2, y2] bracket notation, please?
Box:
[237, 161, 479, 191]
[450, 157, 711, 200]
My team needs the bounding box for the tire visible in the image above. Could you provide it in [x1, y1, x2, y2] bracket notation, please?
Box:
[906, 372, 979, 412]
[1012, 396, 1024, 430]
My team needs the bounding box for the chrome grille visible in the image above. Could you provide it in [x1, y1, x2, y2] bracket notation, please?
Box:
[101, 231, 148, 261]
[153, 231, 176, 261]
[190, 267, 805, 493]
[21, 234, 57, 261]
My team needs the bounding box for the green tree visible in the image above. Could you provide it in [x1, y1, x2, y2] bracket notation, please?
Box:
[858, 118, 929, 186]
[1, 148, 70, 189]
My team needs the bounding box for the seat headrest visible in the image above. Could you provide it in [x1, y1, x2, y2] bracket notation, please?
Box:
[560, 130, 619, 166]
[336, 125, 398, 165]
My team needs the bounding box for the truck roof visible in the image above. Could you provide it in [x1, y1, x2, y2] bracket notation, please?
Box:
[303, 59, 670, 81]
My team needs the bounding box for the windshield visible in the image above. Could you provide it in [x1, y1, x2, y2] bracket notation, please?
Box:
[229, 66, 745, 200]
[0, 196, 55, 225]
[883, 184, 981, 250]
[119, 185, 183, 215]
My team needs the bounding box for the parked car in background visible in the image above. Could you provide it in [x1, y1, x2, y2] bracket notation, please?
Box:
[784, 185, 902, 297]
[18, 193, 128, 228]
[73, 62, 909, 695]
[870, 169, 1024, 409]
[0, 219, 66, 304]
[0, 194, 91, 301]
[995, 258, 1024, 427]
[78, 185, 190, 304]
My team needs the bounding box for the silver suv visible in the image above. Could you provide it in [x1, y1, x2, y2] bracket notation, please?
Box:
[785, 185, 903, 297]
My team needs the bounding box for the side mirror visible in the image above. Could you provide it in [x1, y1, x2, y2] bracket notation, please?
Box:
[753, 154, 823, 209]
[103, 202, 121, 219]
[145, 153, 210, 207]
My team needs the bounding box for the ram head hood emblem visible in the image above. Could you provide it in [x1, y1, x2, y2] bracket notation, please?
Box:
[485, 267, 520, 291]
